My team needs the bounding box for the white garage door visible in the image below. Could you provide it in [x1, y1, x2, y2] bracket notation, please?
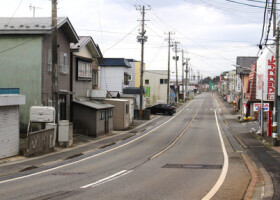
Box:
[0, 106, 19, 159]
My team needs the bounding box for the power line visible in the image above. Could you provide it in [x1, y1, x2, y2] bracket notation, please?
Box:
[258, 0, 268, 48]
[103, 24, 140, 53]
[7, 0, 24, 25]
[0, 37, 36, 54]
[264, 0, 274, 45]
[225, 0, 280, 10]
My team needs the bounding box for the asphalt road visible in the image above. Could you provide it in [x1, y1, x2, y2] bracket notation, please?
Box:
[0, 93, 250, 200]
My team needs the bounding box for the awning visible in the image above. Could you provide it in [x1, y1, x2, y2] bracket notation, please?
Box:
[72, 100, 114, 110]
[59, 90, 75, 95]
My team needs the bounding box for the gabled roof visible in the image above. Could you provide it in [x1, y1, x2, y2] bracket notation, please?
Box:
[236, 56, 258, 75]
[70, 36, 103, 58]
[99, 58, 132, 68]
[0, 17, 79, 43]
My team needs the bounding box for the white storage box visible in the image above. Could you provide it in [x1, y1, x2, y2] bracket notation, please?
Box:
[30, 106, 55, 123]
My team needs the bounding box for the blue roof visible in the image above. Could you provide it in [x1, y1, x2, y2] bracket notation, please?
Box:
[99, 58, 132, 68]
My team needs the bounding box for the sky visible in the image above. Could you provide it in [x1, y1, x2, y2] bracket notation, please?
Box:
[0, 0, 271, 81]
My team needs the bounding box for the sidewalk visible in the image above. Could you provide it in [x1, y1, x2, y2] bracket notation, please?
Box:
[216, 94, 280, 200]
[0, 114, 167, 178]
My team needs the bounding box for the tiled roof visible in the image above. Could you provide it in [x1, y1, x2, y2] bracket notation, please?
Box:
[99, 58, 132, 68]
[0, 17, 79, 43]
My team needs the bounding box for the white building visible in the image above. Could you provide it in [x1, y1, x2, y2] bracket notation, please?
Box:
[99, 58, 132, 94]
[144, 70, 168, 106]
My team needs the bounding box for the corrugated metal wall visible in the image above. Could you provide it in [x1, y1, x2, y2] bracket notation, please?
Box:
[0, 106, 19, 159]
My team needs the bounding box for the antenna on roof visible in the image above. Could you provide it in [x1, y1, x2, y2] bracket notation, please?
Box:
[29, 4, 43, 17]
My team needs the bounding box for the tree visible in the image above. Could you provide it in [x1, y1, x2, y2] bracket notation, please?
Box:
[202, 76, 212, 84]
[213, 76, 220, 83]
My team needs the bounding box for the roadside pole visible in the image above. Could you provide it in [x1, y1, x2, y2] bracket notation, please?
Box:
[273, 25, 279, 145]
[181, 50, 185, 102]
[52, 0, 59, 141]
[167, 32, 171, 104]
[186, 58, 190, 100]
[165, 31, 174, 104]
[136, 5, 150, 119]
[174, 41, 179, 103]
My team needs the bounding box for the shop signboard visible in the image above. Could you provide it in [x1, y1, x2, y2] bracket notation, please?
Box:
[256, 45, 276, 101]
[253, 103, 269, 112]
[236, 75, 241, 93]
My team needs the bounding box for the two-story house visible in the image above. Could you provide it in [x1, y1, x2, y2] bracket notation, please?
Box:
[70, 36, 114, 137]
[0, 17, 79, 132]
[144, 70, 169, 106]
[99, 58, 132, 94]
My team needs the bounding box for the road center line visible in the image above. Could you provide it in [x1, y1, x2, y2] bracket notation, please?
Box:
[150, 98, 204, 160]
[80, 170, 133, 189]
[201, 109, 229, 200]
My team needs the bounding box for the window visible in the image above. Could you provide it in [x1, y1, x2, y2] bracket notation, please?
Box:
[59, 52, 69, 74]
[77, 60, 92, 80]
[145, 79, 149, 85]
[100, 110, 105, 120]
[92, 70, 98, 86]
[48, 49, 52, 73]
[124, 73, 129, 85]
[160, 79, 168, 84]
[108, 109, 113, 118]
[126, 104, 129, 114]
[128, 74, 132, 81]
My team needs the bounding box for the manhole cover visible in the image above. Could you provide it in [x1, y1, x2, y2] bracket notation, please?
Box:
[162, 164, 223, 169]
[51, 172, 85, 176]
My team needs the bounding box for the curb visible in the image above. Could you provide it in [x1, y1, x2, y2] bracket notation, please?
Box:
[0, 115, 162, 167]
[0, 101, 191, 177]
[214, 93, 274, 200]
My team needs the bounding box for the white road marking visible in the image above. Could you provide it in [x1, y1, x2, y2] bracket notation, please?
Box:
[201, 109, 229, 200]
[150, 99, 204, 160]
[0, 100, 195, 184]
[80, 170, 132, 189]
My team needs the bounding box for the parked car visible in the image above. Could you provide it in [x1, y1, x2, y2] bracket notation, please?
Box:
[145, 104, 176, 116]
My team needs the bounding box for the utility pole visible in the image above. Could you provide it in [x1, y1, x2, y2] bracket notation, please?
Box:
[165, 31, 174, 104]
[52, 0, 59, 132]
[185, 58, 190, 100]
[173, 41, 180, 102]
[181, 50, 185, 102]
[136, 5, 150, 119]
[273, 0, 277, 37]
[273, 24, 279, 145]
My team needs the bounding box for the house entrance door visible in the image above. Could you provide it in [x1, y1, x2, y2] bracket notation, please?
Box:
[59, 95, 66, 120]
[104, 110, 109, 134]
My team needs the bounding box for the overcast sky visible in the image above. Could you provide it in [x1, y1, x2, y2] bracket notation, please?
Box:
[0, 0, 270, 79]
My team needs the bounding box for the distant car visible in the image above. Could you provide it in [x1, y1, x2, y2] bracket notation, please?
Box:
[145, 104, 176, 116]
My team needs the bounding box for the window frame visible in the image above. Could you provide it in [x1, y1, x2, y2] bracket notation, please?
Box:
[126, 104, 129, 114]
[100, 110, 105, 120]
[76, 57, 93, 81]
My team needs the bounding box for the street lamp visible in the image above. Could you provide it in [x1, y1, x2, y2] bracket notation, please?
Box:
[233, 65, 264, 136]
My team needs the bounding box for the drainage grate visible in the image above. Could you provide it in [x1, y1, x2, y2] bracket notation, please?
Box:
[162, 164, 223, 169]
[51, 172, 85, 176]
